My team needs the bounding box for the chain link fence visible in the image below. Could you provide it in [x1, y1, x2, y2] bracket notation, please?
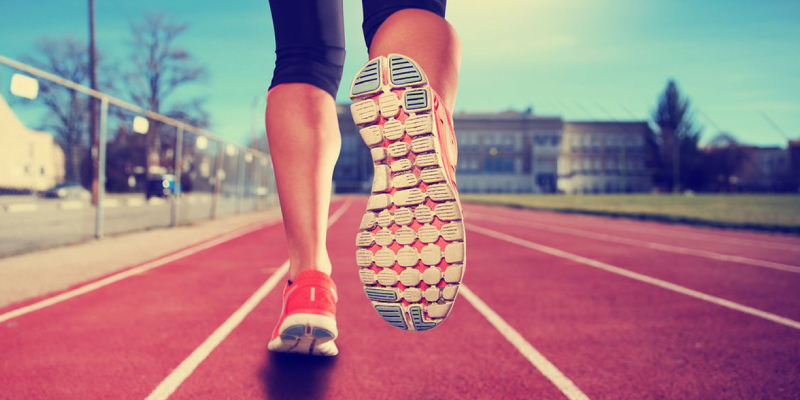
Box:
[0, 56, 277, 258]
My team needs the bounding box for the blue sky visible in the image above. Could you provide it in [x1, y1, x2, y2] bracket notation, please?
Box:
[1, 0, 798, 147]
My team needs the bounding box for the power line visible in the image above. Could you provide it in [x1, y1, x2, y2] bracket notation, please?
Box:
[571, 100, 596, 120]
[617, 103, 639, 120]
[758, 111, 790, 141]
[544, 99, 564, 115]
[592, 101, 616, 120]
[552, 98, 575, 116]
[695, 108, 724, 133]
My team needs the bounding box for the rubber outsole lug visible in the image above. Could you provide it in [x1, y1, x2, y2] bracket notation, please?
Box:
[388, 54, 425, 87]
[351, 58, 382, 97]
[375, 304, 408, 330]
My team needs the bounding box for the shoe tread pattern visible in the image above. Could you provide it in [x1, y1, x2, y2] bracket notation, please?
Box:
[349, 54, 465, 332]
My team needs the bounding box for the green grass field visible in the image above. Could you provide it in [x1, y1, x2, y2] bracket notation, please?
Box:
[461, 194, 800, 232]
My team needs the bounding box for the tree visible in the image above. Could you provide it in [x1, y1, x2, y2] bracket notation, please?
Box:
[703, 133, 747, 192]
[19, 37, 114, 186]
[651, 80, 703, 192]
[124, 12, 209, 173]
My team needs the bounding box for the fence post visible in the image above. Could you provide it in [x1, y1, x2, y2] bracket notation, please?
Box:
[95, 97, 108, 239]
[210, 142, 224, 219]
[235, 152, 244, 214]
[170, 125, 184, 227]
[252, 155, 260, 211]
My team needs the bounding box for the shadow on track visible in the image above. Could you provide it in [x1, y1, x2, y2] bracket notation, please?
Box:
[260, 350, 337, 400]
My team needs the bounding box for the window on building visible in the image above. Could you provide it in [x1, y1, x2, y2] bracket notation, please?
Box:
[582, 158, 590, 171]
[592, 158, 600, 172]
[570, 134, 579, 152]
[624, 136, 633, 147]
[462, 158, 481, 173]
[571, 159, 580, 174]
[484, 156, 515, 174]
[493, 134, 513, 151]
[459, 133, 480, 151]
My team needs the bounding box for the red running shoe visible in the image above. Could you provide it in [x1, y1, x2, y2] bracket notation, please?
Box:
[267, 270, 339, 356]
[348, 54, 466, 332]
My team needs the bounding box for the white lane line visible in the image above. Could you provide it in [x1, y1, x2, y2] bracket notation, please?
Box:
[472, 206, 800, 252]
[127, 198, 145, 207]
[103, 199, 121, 208]
[58, 200, 84, 210]
[469, 213, 800, 275]
[5, 203, 38, 213]
[461, 285, 591, 400]
[467, 223, 800, 331]
[143, 199, 352, 400]
[585, 221, 800, 252]
[0, 220, 279, 324]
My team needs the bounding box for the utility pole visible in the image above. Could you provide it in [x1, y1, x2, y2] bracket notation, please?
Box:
[88, 0, 100, 205]
[672, 130, 680, 193]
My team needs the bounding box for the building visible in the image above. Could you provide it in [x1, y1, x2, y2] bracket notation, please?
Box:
[453, 109, 563, 193]
[557, 121, 652, 194]
[735, 146, 791, 192]
[789, 140, 800, 191]
[0, 93, 65, 192]
[332, 104, 654, 194]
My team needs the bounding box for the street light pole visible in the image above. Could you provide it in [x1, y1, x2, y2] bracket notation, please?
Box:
[88, 0, 100, 205]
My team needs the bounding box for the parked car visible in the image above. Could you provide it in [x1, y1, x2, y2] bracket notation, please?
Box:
[145, 174, 175, 199]
[42, 184, 91, 200]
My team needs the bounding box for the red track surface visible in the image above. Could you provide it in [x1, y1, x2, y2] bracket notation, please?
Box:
[1, 197, 799, 400]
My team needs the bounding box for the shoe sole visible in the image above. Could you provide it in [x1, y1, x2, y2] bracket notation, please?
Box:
[349, 54, 466, 332]
[267, 313, 339, 356]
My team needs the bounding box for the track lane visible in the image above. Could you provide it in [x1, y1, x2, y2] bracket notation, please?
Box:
[4, 198, 797, 400]
[464, 202, 800, 246]
[465, 203, 800, 265]
[468, 212, 800, 322]
[143, 199, 352, 400]
[167, 198, 581, 400]
[0, 220, 276, 323]
[467, 210, 800, 274]
[462, 221, 800, 399]
[0, 211, 296, 400]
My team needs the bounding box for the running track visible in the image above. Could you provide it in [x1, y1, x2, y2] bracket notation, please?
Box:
[1, 196, 799, 400]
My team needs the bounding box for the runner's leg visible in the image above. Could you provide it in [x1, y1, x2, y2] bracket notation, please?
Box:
[266, 0, 345, 280]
